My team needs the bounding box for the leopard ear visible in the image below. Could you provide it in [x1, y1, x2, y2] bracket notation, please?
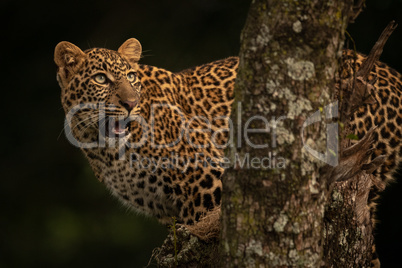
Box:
[54, 41, 86, 69]
[118, 38, 142, 65]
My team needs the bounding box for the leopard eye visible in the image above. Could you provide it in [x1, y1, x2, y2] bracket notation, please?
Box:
[93, 74, 108, 84]
[127, 72, 136, 82]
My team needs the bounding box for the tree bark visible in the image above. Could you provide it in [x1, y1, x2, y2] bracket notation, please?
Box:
[152, 1, 394, 267]
[221, 0, 353, 266]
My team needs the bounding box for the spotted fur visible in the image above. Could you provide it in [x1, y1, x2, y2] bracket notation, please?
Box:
[55, 40, 402, 260]
[55, 39, 236, 225]
[341, 50, 402, 268]
[342, 50, 402, 199]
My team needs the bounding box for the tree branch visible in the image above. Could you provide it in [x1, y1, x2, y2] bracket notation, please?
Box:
[356, 21, 398, 78]
[349, 0, 365, 23]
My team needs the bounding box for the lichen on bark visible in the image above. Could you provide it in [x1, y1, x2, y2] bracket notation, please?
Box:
[221, 0, 354, 267]
[152, 1, 388, 267]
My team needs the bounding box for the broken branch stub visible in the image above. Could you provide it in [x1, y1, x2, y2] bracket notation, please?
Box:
[356, 20, 398, 79]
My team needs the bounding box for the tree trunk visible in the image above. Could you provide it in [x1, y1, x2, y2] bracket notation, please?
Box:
[221, 0, 354, 267]
[152, 1, 391, 267]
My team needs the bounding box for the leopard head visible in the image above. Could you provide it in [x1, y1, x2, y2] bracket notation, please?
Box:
[54, 38, 142, 144]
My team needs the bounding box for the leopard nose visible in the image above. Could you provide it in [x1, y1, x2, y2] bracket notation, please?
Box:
[120, 100, 138, 113]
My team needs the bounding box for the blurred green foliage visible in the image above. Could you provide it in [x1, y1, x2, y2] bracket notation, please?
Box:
[1, 0, 402, 267]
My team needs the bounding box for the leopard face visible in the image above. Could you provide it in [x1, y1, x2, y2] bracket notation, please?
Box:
[55, 39, 142, 144]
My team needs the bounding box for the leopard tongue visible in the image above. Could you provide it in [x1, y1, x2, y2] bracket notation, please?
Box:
[112, 121, 127, 135]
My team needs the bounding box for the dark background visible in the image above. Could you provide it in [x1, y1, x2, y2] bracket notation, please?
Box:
[2, 0, 402, 267]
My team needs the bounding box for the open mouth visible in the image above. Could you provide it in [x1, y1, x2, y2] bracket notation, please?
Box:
[102, 117, 130, 138]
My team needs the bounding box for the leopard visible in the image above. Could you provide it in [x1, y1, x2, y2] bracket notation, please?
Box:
[55, 38, 236, 225]
[55, 38, 402, 265]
